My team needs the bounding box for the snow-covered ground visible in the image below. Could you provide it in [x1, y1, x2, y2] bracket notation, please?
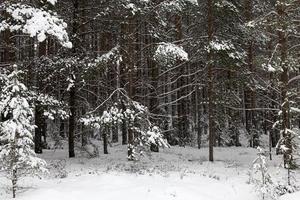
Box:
[0, 145, 299, 200]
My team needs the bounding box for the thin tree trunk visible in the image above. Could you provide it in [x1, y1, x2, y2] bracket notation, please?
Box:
[175, 15, 187, 147]
[103, 127, 108, 154]
[126, 18, 135, 160]
[195, 85, 201, 149]
[69, 86, 76, 158]
[244, 0, 258, 147]
[277, 0, 291, 169]
[207, 0, 214, 162]
[11, 130, 17, 198]
[12, 169, 17, 198]
[148, 31, 159, 152]
[34, 104, 43, 154]
[68, 0, 81, 158]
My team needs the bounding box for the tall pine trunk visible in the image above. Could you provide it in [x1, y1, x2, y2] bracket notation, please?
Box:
[68, 0, 81, 158]
[244, 0, 258, 147]
[277, 0, 292, 169]
[207, 0, 214, 162]
[69, 86, 76, 158]
[126, 18, 136, 160]
[34, 104, 44, 154]
[175, 15, 187, 147]
[103, 127, 108, 154]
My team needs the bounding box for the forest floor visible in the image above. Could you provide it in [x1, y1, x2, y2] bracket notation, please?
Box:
[0, 144, 299, 200]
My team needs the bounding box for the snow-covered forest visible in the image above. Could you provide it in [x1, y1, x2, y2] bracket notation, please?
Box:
[0, 0, 299, 199]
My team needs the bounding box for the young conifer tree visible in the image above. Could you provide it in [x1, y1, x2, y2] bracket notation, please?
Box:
[252, 147, 277, 200]
[0, 66, 47, 198]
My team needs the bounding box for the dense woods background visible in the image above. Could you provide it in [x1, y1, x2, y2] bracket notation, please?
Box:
[0, 0, 299, 164]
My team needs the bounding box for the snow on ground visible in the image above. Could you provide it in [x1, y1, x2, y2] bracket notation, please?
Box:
[281, 192, 300, 200]
[3, 173, 255, 200]
[0, 145, 299, 200]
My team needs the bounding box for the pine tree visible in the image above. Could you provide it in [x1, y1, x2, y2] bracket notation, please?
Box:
[247, 0, 299, 171]
[251, 147, 277, 200]
[0, 66, 47, 198]
[207, 0, 215, 162]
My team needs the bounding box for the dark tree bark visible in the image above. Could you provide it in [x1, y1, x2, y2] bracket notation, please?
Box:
[148, 34, 159, 152]
[207, 0, 214, 162]
[195, 85, 201, 149]
[68, 86, 76, 158]
[12, 169, 17, 198]
[121, 99, 128, 145]
[34, 104, 44, 154]
[68, 0, 82, 158]
[266, 27, 280, 148]
[120, 22, 128, 146]
[175, 15, 188, 147]
[244, 0, 259, 147]
[103, 127, 108, 154]
[277, 0, 291, 168]
[120, 17, 136, 160]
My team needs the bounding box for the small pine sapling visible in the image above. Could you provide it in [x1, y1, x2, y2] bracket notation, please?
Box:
[0, 66, 47, 198]
[251, 147, 277, 200]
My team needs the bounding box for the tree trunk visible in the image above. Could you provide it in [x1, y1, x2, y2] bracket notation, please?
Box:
[125, 18, 136, 160]
[12, 169, 17, 198]
[207, 0, 214, 162]
[34, 104, 44, 154]
[244, 0, 258, 147]
[175, 14, 188, 147]
[68, 0, 81, 158]
[148, 28, 159, 152]
[277, 0, 292, 169]
[103, 127, 108, 154]
[68, 86, 76, 158]
[195, 85, 201, 149]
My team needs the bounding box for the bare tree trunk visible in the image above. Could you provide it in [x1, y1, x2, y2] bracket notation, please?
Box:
[126, 18, 136, 160]
[34, 104, 43, 154]
[68, 0, 82, 158]
[69, 86, 76, 158]
[33, 36, 48, 153]
[11, 131, 17, 198]
[12, 169, 17, 198]
[277, 0, 292, 169]
[244, 0, 258, 147]
[148, 30, 159, 152]
[266, 24, 280, 149]
[120, 22, 128, 146]
[207, 0, 214, 162]
[33, 38, 43, 154]
[175, 15, 188, 147]
[195, 85, 201, 149]
[114, 58, 121, 144]
[103, 127, 108, 154]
